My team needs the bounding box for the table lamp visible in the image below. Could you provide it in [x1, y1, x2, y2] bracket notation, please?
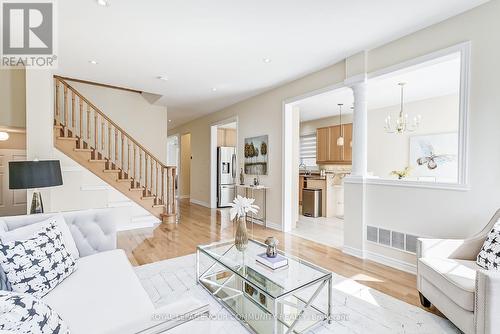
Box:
[9, 160, 63, 214]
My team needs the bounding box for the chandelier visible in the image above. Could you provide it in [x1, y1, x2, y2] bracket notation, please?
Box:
[384, 83, 421, 134]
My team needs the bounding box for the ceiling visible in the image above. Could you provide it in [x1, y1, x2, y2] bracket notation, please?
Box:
[56, 0, 487, 129]
[298, 53, 461, 122]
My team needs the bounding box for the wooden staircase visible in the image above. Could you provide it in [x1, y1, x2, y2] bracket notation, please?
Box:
[53, 76, 176, 222]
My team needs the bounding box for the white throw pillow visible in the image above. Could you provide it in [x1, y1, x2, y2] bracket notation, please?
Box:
[0, 220, 77, 298]
[0, 214, 79, 260]
[0, 291, 70, 334]
[477, 220, 500, 270]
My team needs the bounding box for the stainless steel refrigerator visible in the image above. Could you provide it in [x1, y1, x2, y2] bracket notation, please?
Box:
[217, 147, 236, 207]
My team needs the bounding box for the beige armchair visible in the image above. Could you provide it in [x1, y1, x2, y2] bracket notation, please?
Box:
[417, 209, 500, 334]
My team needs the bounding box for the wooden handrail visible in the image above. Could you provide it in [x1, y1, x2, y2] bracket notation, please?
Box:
[54, 75, 170, 169]
[53, 75, 177, 215]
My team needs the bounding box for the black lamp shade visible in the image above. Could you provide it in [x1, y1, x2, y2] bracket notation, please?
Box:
[9, 160, 63, 190]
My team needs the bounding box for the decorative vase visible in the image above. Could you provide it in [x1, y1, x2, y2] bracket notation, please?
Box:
[235, 216, 249, 252]
[240, 168, 245, 185]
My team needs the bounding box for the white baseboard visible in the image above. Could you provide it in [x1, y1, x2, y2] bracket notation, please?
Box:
[342, 245, 365, 259]
[365, 250, 417, 275]
[342, 246, 416, 274]
[178, 195, 190, 199]
[80, 185, 111, 191]
[189, 198, 211, 208]
[265, 221, 282, 231]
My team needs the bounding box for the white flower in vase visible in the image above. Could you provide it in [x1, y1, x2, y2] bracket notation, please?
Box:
[230, 195, 259, 221]
[230, 195, 259, 252]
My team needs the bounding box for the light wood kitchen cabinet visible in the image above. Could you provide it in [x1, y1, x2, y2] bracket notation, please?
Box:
[316, 123, 352, 164]
[316, 127, 329, 162]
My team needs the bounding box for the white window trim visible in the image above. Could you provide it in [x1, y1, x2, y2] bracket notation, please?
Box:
[364, 41, 471, 190]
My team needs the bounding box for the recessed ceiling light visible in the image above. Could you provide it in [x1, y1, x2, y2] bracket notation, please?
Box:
[157, 76, 168, 81]
[89, 60, 98, 65]
[96, 0, 110, 7]
[263, 58, 271, 63]
[211, 87, 217, 92]
[168, 119, 172, 123]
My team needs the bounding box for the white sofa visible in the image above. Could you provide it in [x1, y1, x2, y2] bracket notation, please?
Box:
[417, 209, 500, 334]
[0, 209, 208, 334]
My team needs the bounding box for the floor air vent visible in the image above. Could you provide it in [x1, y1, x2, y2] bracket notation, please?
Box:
[366, 225, 419, 254]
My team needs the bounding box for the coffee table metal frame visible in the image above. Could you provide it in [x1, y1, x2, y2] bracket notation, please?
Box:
[196, 239, 332, 334]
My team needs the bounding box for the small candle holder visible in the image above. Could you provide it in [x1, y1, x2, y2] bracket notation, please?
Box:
[264, 237, 279, 258]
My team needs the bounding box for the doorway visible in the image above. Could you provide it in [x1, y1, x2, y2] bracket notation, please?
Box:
[210, 118, 238, 209]
[166, 135, 180, 197]
[179, 133, 191, 200]
[282, 84, 351, 249]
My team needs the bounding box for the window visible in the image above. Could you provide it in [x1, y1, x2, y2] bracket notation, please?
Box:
[366, 43, 470, 188]
[300, 134, 317, 169]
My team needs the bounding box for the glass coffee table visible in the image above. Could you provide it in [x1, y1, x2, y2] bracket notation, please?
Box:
[196, 239, 332, 333]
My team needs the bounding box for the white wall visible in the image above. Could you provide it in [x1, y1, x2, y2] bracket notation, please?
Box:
[170, 0, 500, 270]
[169, 61, 347, 226]
[0, 69, 26, 128]
[69, 81, 168, 162]
[367, 94, 459, 178]
[24, 71, 166, 229]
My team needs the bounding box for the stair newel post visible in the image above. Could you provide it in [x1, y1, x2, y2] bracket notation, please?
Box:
[139, 151, 143, 189]
[155, 160, 159, 204]
[63, 85, 69, 137]
[79, 98, 83, 148]
[172, 167, 177, 215]
[121, 132, 125, 177]
[150, 157, 154, 196]
[54, 79, 60, 125]
[161, 166, 165, 206]
[94, 113, 98, 156]
[113, 129, 118, 169]
[87, 105, 91, 144]
[144, 154, 149, 196]
[71, 91, 76, 136]
[127, 141, 131, 181]
[107, 122, 112, 165]
[133, 144, 137, 187]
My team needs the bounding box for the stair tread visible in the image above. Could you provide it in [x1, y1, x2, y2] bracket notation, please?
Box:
[57, 136, 78, 141]
[103, 169, 121, 173]
[117, 179, 133, 182]
[88, 159, 107, 162]
[129, 187, 144, 191]
[74, 148, 93, 152]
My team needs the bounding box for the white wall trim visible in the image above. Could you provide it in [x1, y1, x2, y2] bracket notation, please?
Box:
[80, 185, 111, 191]
[365, 250, 417, 275]
[344, 177, 470, 191]
[265, 220, 282, 232]
[209, 116, 239, 209]
[368, 41, 471, 188]
[343, 245, 417, 274]
[178, 195, 190, 199]
[342, 245, 365, 259]
[190, 198, 211, 208]
[282, 82, 347, 232]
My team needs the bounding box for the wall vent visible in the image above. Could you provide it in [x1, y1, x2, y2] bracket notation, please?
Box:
[366, 225, 419, 254]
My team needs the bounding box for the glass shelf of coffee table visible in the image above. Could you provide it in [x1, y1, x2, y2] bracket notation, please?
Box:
[196, 239, 332, 334]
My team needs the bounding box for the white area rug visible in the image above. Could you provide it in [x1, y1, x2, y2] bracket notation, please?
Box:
[135, 254, 460, 334]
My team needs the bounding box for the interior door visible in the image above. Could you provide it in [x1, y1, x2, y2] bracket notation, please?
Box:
[0, 149, 27, 216]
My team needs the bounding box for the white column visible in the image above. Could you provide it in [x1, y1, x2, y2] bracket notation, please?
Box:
[350, 79, 368, 177]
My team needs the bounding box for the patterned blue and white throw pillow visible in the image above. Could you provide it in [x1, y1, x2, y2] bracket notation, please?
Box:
[477, 220, 500, 270]
[0, 291, 70, 334]
[0, 221, 77, 298]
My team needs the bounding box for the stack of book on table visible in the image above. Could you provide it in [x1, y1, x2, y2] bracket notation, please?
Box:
[256, 253, 288, 270]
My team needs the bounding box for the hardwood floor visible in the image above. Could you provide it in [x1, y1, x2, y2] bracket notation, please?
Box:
[118, 199, 438, 314]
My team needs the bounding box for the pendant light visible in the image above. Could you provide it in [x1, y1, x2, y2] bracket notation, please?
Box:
[337, 103, 344, 146]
